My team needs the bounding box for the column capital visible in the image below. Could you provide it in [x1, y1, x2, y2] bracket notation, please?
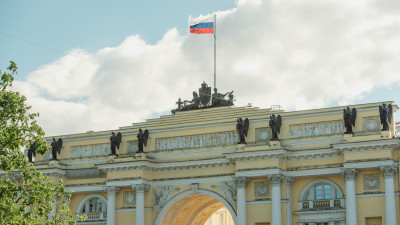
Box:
[286, 177, 294, 185]
[268, 174, 284, 185]
[106, 186, 120, 195]
[380, 165, 397, 177]
[341, 168, 358, 181]
[234, 176, 250, 189]
[132, 184, 150, 194]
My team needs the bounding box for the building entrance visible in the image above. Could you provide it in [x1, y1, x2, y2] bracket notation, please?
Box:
[156, 193, 236, 225]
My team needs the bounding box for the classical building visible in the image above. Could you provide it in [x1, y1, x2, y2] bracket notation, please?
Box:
[33, 101, 400, 225]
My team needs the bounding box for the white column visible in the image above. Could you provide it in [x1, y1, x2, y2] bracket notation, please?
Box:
[286, 177, 294, 225]
[234, 177, 249, 225]
[49, 196, 57, 222]
[341, 169, 357, 225]
[106, 186, 120, 225]
[132, 184, 149, 225]
[381, 166, 398, 225]
[268, 174, 283, 225]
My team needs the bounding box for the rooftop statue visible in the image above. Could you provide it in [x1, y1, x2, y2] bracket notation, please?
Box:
[343, 107, 357, 134]
[269, 114, 282, 141]
[236, 117, 249, 144]
[379, 103, 392, 131]
[137, 129, 149, 153]
[172, 82, 234, 114]
[27, 141, 36, 163]
[110, 132, 122, 156]
[51, 138, 62, 161]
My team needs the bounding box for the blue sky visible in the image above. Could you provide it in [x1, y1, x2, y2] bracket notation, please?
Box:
[1, 0, 399, 136]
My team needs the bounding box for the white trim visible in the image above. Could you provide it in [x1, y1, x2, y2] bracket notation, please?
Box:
[344, 160, 398, 169]
[246, 199, 288, 205]
[76, 194, 107, 214]
[115, 207, 153, 213]
[66, 185, 106, 193]
[288, 167, 342, 177]
[154, 189, 237, 225]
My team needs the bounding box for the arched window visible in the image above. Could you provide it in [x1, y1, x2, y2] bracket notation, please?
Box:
[76, 195, 107, 222]
[299, 180, 344, 211]
[296, 180, 345, 225]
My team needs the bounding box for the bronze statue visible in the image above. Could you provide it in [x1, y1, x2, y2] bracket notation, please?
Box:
[236, 117, 249, 144]
[379, 103, 392, 131]
[269, 114, 282, 141]
[172, 83, 234, 114]
[343, 107, 357, 134]
[27, 141, 36, 163]
[182, 92, 201, 111]
[137, 129, 149, 153]
[110, 132, 122, 156]
[51, 138, 62, 161]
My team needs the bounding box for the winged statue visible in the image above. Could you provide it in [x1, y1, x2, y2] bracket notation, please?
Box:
[379, 103, 392, 131]
[236, 117, 249, 144]
[27, 141, 36, 163]
[51, 138, 63, 160]
[110, 132, 122, 156]
[137, 129, 149, 153]
[343, 107, 357, 134]
[269, 114, 282, 141]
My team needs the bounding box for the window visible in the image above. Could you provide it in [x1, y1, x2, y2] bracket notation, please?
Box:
[300, 180, 343, 211]
[76, 196, 107, 222]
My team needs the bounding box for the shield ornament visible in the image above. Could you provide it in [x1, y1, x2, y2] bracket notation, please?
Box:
[199, 82, 211, 106]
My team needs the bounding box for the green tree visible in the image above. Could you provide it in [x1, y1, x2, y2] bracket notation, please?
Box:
[0, 61, 75, 224]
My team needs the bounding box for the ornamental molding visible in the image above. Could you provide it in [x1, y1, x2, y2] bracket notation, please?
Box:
[233, 176, 250, 189]
[267, 174, 284, 185]
[132, 184, 149, 194]
[105, 186, 120, 195]
[226, 149, 288, 162]
[341, 169, 358, 180]
[287, 177, 295, 185]
[65, 185, 106, 193]
[363, 174, 380, 190]
[97, 158, 234, 174]
[288, 148, 341, 161]
[39, 168, 65, 179]
[219, 181, 237, 208]
[332, 139, 400, 152]
[380, 165, 398, 177]
[344, 159, 397, 170]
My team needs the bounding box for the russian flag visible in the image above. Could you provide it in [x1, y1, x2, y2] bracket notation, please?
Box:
[190, 18, 214, 34]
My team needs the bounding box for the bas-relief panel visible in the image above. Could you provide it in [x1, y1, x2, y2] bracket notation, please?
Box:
[255, 181, 270, 198]
[363, 116, 380, 132]
[256, 128, 272, 142]
[155, 131, 239, 151]
[289, 120, 344, 138]
[363, 174, 380, 190]
[123, 191, 136, 206]
[71, 144, 110, 158]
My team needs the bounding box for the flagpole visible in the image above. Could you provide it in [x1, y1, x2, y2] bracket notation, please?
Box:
[214, 14, 216, 90]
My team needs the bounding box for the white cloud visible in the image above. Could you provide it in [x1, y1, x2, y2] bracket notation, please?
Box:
[14, 0, 400, 136]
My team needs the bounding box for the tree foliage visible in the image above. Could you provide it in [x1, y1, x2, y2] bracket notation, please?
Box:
[0, 61, 75, 224]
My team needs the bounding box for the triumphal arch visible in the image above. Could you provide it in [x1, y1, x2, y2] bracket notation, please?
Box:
[34, 91, 400, 225]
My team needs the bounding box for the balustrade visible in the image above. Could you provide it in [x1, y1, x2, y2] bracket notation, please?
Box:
[76, 212, 107, 222]
[300, 199, 343, 210]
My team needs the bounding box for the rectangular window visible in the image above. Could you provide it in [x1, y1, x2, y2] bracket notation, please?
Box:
[324, 184, 331, 199]
[315, 185, 323, 199]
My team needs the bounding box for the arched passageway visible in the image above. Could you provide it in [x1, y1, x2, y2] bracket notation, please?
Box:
[156, 191, 236, 225]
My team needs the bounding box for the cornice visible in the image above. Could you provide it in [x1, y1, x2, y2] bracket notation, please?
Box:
[225, 149, 288, 162]
[39, 168, 66, 179]
[344, 159, 397, 169]
[97, 158, 234, 173]
[65, 184, 106, 193]
[332, 138, 400, 152]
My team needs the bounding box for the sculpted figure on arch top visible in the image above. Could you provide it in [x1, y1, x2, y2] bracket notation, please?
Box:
[137, 129, 149, 153]
[109, 132, 122, 156]
[343, 107, 357, 134]
[379, 103, 392, 131]
[269, 114, 282, 141]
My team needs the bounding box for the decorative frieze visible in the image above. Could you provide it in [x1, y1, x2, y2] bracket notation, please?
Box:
[363, 174, 380, 190]
[219, 181, 237, 208]
[380, 166, 397, 177]
[71, 144, 109, 158]
[363, 116, 380, 132]
[153, 186, 173, 214]
[256, 127, 272, 142]
[289, 120, 344, 138]
[155, 131, 239, 151]
[123, 191, 136, 206]
[254, 181, 270, 198]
